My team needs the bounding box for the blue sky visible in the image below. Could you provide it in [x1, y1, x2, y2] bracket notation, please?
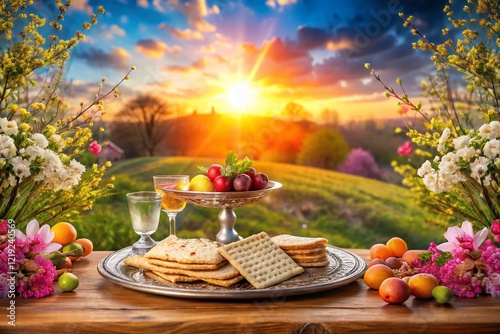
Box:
[31, 0, 455, 122]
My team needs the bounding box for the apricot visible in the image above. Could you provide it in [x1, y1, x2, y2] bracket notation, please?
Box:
[402, 250, 426, 266]
[363, 264, 395, 290]
[408, 273, 439, 299]
[386, 237, 408, 258]
[385, 257, 403, 270]
[367, 258, 388, 268]
[379, 277, 411, 304]
[402, 276, 411, 283]
[369, 243, 393, 261]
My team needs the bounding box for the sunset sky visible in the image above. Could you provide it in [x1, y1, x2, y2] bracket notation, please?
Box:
[35, 0, 453, 122]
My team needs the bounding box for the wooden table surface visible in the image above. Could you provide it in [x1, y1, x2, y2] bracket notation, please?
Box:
[2, 250, 499, 334]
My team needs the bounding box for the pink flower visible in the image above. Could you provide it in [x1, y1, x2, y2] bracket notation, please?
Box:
[491, 219, 500, 235]
[15, 220, 61, 254]
[398, 105, 409, 115]
[485, 273, 500, 298]
[437, 220, 488, 252]
[88, 140, 102, 155]
[397, 141, 412, 155]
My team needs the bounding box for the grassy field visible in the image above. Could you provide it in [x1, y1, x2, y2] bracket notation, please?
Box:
[74, 157, 446, 251]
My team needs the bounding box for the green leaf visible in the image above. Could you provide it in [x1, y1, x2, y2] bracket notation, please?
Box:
[197, 165, 208, 174]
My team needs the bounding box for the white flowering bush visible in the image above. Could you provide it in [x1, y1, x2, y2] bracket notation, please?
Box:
[417, 122, 499, 228]
[0, 1, 134, 228]
[366, 0, 500, 231]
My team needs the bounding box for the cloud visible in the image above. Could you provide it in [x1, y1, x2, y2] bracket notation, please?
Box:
[99, 24, 127, 40]
[182, 0, 216, 32]
[164, 55, 225, 74]
[75, 47, 132, 71]
[135, 39, 182, 58]
[266, 0, 297, 8]
[159, 23, 204, 40]
[240, 38, 313, 86]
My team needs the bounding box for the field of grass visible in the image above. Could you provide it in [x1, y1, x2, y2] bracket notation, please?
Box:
[74, 157, 446, 251]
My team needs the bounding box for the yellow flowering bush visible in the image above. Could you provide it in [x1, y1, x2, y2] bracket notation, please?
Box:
[367, 0, 500, 231]
[0, 1, 133, 228]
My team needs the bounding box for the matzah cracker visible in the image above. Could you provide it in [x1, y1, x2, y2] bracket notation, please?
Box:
[148, 258, 227, 270]
[201, 275, 245, 287]
[144, 270, 199, 283]
[145, 235, 225, 264]
[218, 232, 304, 289]
[295, 259, 330, 267]
[271, 234, 328, 249]
[289, 254, 328, 263]
[125, 255, 240, 280]
[284, 246, 326, 256]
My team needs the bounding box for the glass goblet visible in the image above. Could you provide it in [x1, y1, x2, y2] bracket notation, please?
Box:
[153, 175, 190, 236]
[126, 191, 162, 255]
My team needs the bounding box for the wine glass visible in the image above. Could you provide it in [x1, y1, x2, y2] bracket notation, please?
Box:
[153, 175, 190, 236]
[126, 191, 162, 255]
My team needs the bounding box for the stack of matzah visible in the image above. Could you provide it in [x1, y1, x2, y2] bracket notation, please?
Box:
[271, 234, 329, 267]
[218, 232, 304, 289]
[124, 235, 244, 287]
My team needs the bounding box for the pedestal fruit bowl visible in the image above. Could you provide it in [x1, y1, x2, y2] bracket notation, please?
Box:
[164, 181, 282, 244]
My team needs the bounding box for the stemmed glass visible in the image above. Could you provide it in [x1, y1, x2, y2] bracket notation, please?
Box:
[126, 191, 162, 255]
[153, 175, 190, 236]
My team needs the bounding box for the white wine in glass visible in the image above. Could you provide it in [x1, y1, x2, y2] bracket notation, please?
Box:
[153, 175, 189, 236]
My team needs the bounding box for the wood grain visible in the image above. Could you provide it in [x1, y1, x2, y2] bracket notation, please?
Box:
[1, 250, 499, 333]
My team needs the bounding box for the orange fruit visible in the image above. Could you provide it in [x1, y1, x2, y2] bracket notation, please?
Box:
[408, 273, 439, 299]
[402, 250, 426, 266]
[50, 222, 77, 246]
[369, 243, 393, 261]
[74, 238, 93, 257]
[363, 264, 395, 290]
[386, 237, 408, 258]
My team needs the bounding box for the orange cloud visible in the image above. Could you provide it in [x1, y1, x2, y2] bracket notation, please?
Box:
[159, 23, 204, 40]
[266, 0, 297, 8]
[135, 39, 182, 58]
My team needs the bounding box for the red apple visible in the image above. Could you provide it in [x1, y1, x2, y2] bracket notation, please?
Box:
[214, 175, 233, 192]
[207, 164, 223, 182]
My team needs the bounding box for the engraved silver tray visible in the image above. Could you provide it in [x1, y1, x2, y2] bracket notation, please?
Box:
[97, 245, 367, 299]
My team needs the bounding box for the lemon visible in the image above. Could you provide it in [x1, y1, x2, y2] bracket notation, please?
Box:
[189, 175, 215, 192]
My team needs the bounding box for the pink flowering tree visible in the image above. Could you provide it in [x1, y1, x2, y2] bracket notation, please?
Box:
[337, 148, 383, 180]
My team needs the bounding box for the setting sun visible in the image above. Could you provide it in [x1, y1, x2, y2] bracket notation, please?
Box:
[225, 81, 258, 112]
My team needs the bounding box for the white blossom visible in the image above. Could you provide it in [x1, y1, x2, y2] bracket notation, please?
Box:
[0, 118, 19, 136]
[469, 156, 490, 182]
[31, 133, 49, 148]
[437, 128, 451, 153]
[0, 135, 16, 159]
[483, 139, 499, 160]
[11, 156, 31, 181]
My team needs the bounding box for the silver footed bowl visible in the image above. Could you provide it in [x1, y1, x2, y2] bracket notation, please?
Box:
[163, 180, 282, 244]
[166, 181, 282, 208]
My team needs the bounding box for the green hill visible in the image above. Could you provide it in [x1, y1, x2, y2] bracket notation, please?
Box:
[74, 157, 446, 251]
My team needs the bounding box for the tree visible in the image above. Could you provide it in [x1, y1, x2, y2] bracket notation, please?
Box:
[281, 102, 311, 121]
[114, 94, 172, 156]
[337, 148, 383, 180]
[296, 128, 350, 170]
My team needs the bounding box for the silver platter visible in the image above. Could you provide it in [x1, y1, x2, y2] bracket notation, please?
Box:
[97, 245, 367, 300]
[165, 180, 283, 208]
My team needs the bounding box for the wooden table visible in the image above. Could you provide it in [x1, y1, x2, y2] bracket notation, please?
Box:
[2, 250, 499, 333]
